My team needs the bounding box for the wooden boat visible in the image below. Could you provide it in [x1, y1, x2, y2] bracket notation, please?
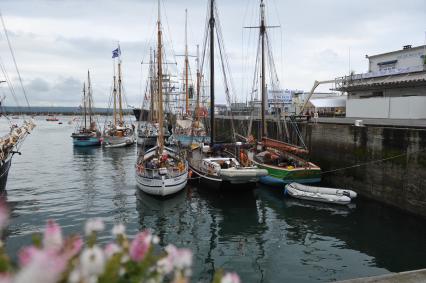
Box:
[71, 71, 101, 147]
[246, 0, 321, 186]
[103, 46, 135, 148]
[284, 183, 353, 205]
[135, 0, 188, 196]
[187, 0, 268, 190]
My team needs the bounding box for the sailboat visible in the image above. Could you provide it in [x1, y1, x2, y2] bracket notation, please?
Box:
[135, 0, 188, 196]
[0, 13, 36, 190]
[187, 0, 268, 190]
[71, 71, 101, 147]
[137, 50, 171, 147]
[103, 46, 135, 148]
[173, 11, 209, 147]
[247, 0, 321, 186]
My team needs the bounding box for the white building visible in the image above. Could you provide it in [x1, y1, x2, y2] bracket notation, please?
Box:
[336, 45, 426, 119]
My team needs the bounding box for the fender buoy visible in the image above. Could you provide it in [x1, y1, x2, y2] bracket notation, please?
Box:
[188, 170, 193, 178]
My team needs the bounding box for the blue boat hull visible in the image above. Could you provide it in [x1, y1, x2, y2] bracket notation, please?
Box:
[259, 175, 321, 187]
[72, 137, 101, 147]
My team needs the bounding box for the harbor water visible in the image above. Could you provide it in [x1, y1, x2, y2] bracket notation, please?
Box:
[2, 117, 426, 282]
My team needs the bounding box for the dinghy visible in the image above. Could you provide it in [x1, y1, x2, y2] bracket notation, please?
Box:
[284, 183, 356, 205]
[287, 182, 357, 199]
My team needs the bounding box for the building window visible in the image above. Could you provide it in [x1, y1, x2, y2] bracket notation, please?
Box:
[378, 60, 397, 71]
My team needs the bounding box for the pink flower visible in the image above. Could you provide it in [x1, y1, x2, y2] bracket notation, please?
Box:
[18, 246, 41, 267]
[129, 230, 152, 262]
[43, 220, 63, 251]
[0, 273, 12, 283]
[221, 272, 241, 283]
[63, 235, 84, 260]
[14, 250, 66, 283]
[0, 200, 9, 230]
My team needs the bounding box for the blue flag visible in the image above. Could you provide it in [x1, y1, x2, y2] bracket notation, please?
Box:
[112, 47, 121, 58]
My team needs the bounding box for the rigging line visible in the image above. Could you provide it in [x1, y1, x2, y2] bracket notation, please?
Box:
[0, 12, 31, 111]
[0, 57, 22, 111]
[320, 148, 426, 175]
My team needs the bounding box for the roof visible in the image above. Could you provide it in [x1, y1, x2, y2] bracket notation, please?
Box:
[368, 45, 426, 59]
[335, 71, 426, 91]
[309, 97, 346, 108]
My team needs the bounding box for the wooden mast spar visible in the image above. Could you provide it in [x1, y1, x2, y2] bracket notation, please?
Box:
[157, 0, 164, 151]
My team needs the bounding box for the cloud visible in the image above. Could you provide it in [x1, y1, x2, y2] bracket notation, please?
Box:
[0, 0, 424, 106]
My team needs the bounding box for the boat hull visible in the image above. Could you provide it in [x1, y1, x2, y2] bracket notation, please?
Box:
[0, 156, 12, 191]
[137, 136, 157, 147]
[136, 170, 188, 197]
[103, 136, 135, 148]
[189, 163, 258, 190]
[72, 136, 101, 147]
[253, 161, 321, 187]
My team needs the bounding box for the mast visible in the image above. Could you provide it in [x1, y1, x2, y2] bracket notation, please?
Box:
[157, 0, 164, 150]
[149, 49, 155, 122]
[196, 44, 201, 125]
[83, 82, 87, 130]
[87, 70, 92, 126]
[185, 9, 189, 116]
[113, 59, 117, 127]
[118, 58, 124, 126]
[209, 0, 215, 145]
[260, 0, 267, 138]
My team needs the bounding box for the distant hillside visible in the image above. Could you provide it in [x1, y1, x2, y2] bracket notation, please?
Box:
[1, 106, 134, 115]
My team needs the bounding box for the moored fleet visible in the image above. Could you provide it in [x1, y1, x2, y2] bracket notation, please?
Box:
[1, 0, 358, 205]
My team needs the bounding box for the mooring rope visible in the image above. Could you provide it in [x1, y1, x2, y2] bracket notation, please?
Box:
[320, 148, 426, 175]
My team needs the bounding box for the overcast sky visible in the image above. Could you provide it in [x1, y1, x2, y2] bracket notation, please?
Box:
[0, 0, 425, 107]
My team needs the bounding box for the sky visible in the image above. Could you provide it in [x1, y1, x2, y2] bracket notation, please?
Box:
[0, 0, 425, 108]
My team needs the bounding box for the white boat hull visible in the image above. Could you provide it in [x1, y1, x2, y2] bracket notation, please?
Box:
[103, 136, 135, 148]
[136, 171, 188, 196]
[218, 167, 268, 184]
[285, 183, 352, 205]
[287, 182, 357, 199]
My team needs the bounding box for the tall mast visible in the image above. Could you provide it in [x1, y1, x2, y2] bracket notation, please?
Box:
[196, 44, 201, 125]
[209, 0, 215, 145]
[157, 0, 164, 150]
[260, 0, 267, 138]
[149, 49, 155, 122]
[118, 57, 124, 125]
[185, 9, 189, 116]
[87, 70, 92, 126]
[83, 82, 87, 129]
[113, 59, 117, 127]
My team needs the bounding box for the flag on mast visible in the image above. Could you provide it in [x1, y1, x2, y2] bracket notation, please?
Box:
[112, 47, 121, 58]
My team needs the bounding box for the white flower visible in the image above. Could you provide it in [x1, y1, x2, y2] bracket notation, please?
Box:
[152, 235, 160, 244]
[79, 245, 105, 279]
[221, 272, 241, 283]
[104, 243, 121, 259]
[111, 224, 125, 236]
[67, 269, 81, 283]
[85, 218, 105, 236]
